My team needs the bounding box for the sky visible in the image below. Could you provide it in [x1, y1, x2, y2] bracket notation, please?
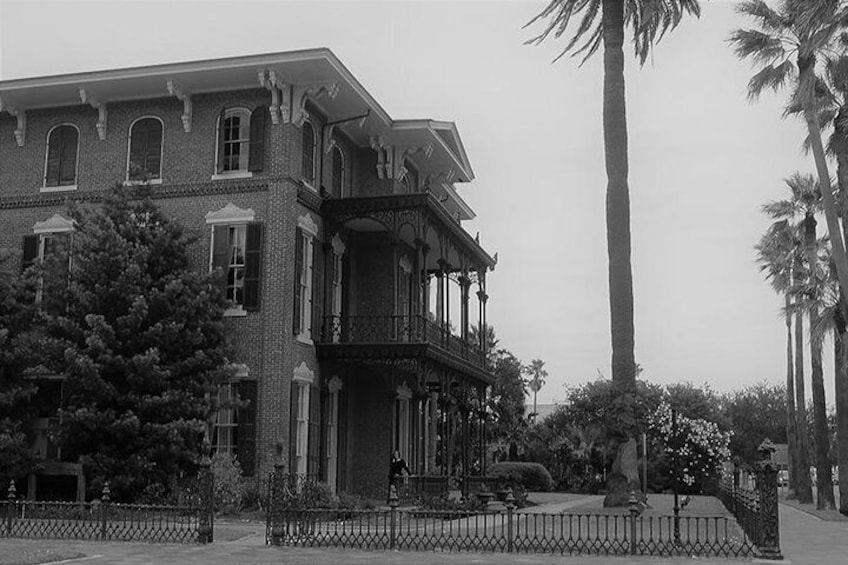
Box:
[0, 0, 832, 406]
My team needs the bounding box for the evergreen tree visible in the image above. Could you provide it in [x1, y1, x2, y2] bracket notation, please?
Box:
[37, 186, 233, 501]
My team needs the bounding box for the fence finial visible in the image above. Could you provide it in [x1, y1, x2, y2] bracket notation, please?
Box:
[504, 487, 516, 510]
[628, 491, 639, 516]
[7, 480, 16, 501]
[101, 482, 110, 503]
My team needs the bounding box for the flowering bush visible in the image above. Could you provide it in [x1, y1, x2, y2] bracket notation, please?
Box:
[649, 402, 732, 494]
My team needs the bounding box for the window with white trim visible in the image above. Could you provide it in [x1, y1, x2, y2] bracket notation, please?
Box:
[206, 204, 262, 313]
[213, 384, 237, 454]
[294, 214, 318, 340]
[291, 362, 316, 477]
[23, 214, 75, 311]
[221, 109, 250, 172]
[295, 381, 310, 474]
[394, 384, 412, 463]
[214, 106, 267, 176]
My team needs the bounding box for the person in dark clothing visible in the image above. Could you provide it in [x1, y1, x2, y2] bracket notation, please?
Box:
[388, 450, 411, 490]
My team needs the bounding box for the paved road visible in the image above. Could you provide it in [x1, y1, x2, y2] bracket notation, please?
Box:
[3, 499, 848, 564]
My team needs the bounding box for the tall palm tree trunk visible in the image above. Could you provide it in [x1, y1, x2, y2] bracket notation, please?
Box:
[804, 215, 836, 509]
[834, 326, 848, 513]
[601, 0, 638, 507]
[785, 294, 799, 499]
[795, 305, 814, 503]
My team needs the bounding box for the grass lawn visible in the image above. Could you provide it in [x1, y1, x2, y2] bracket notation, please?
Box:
[780, 492, 848, 522]
[0, 539, 84, 565]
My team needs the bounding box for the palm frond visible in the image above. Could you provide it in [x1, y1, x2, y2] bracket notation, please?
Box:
[748, 60, 796, 100]
[762, 199, 798, 219]
[736, 0, 790, 33]
[729, 29, 787, 63]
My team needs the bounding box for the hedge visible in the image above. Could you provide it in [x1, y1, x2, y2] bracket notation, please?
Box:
[486, 462, 554, 492]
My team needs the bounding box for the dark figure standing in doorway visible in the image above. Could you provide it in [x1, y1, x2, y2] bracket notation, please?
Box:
[388, 450, 411, 492]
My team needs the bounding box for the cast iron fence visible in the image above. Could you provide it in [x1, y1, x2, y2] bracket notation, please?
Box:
[1, 461, 214, 544]
[266, 468, 761, 558]
[717, 465, 782, 559]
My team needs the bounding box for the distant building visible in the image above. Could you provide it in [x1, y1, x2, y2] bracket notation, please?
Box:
[0, 49, 496, 500]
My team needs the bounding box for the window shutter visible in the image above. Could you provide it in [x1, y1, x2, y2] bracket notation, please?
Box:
[293, 229, 304, 335]
[21, 235, 38, 273]
[302, 124, 314, 181]
[45, 130, 62, 186]
[311, 241, 320, 340]
[236, 380, 258, 477]
[216, 108, 227, 174]
[307, 383, 320, 477]
[289, 382, 298, 473]
[243, 223, 262, 311]
[58, 127, 78, 186]
[211, 226, 230, 295]
[247, 105, 267, 172]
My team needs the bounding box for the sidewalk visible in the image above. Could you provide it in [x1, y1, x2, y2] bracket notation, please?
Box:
[779, 502, 848, 564]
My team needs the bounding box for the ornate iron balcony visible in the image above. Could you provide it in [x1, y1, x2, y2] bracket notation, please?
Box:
[320, 315, 485, 368]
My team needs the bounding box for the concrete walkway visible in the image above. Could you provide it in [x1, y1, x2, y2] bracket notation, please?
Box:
[2, 499, 847, 564]
[779, 502, 848, 564]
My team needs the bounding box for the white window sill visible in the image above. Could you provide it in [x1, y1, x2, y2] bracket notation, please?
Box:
[123, 178, 163, 186]
[296, 333, 314, 345]
[223, 308, 248, 318]
[300, 180, 318, 193]
[212, 171, 253, 181]
[41, 185, 77, 193]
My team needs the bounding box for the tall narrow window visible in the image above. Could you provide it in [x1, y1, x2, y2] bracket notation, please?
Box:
[331, 146, 344, 196]
[44, 125, 79, 188]
[293, 214, 318, 339]
[208, 204, 262, 313]
[301, 122, 316, 183]
[221, 109, 250, 172]
[127, 117, 163, 181]
[394, 385, 412, 462]
[213, 384, 237, 454]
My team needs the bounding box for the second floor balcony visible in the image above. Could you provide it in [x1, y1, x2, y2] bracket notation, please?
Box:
[317, 314, 489, 382]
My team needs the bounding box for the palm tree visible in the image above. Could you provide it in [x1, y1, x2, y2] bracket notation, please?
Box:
[731, 0, 848, 335]
[526, 0, 701, 507]
[764, 173, 834, 508]
[755, 219, 803, 500]
[523, 359, 549, 418]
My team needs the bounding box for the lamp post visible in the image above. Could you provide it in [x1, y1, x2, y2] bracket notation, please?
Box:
[671, 407, 681, 544]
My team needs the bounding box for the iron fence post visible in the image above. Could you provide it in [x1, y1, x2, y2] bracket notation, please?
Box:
[628, 491, 638, 555]
[756, 464, 782, 560]
[197, 455, 214, 544]
[388, 484, 399, 550]
[6, 480, 16, 536]
[505, 487, 515, 553]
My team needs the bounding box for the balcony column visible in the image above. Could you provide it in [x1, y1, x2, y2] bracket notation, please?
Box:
[428, 390, 438, 473]
[459, 274, 470, 347]
[476, 285, 488, 355]
[436, 259, 448, 345]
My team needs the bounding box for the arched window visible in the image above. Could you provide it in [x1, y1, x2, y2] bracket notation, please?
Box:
[44, 125, 79, 188]
[217, 108, 251, 173]
[400, 174, 411, 194]
[331, 146, 344, 196]
[302, 122, 316, 183]
[127, 117, 163, 181]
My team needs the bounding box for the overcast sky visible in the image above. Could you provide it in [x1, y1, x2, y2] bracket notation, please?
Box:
[1, 0, 830, 406]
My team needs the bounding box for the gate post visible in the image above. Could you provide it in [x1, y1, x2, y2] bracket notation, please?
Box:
[99, 482, 110, 540]
[269, 461, 287, 545]
[197, 455, 214, 544]
[504, 487, 515, 553]
[6, 480, 16, 535]
[756, 463, 782, 560]
[388, 484, 399, 550]
[628, 491, 639, 555]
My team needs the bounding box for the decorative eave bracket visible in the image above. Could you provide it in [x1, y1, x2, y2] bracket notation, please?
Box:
[0, 97, 26, 147]
[79, 88, 107, 140]
[370, 135, 388, 179]
[291, 81, 340, 127]
[259, 69, 288, 126]
[323, 110, 369, 154]
[392, 144, 433, 181]
[166, 80, 192, 133]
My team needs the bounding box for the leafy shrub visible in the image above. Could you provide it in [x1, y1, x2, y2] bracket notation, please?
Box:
[413, 494, 484, 518]
[487, 462, 553, 491]
[211, 452, 243, 514]
[240, 476, 266, 511]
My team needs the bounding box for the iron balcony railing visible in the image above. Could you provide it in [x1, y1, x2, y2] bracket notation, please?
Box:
[321, 315, 485, 368]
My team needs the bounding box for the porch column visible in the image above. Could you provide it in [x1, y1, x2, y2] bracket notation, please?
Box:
[476, 288, 488, 356]
[428, 391, 438, 472]
[459, 274, 470, 351]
